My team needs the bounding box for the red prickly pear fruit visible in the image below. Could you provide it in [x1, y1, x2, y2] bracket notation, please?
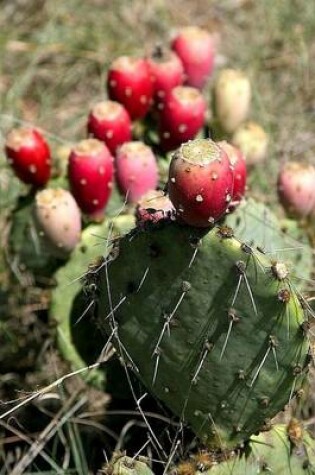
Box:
[68, 139, 114, 221]
[147, 46, 184, 108]
[34, 188, 81, 258]
[232, 121, 268, 166]
[277, 162, 315, 219]
[171, 26, 215, 89]
[213, 69, 251, 133]
[135, 189, 175, 226]
[218, 140, 247, 205]
[115, 141, 158, 203]
[87, 100, 132, 155]
[158, 86, 206, 152]
[107, 56, 153, 120]
[5, 127, 51, 187]
[168, 138, 234, 227]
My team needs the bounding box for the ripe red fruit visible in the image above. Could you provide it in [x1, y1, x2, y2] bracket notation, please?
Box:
[68, 139, 114, 221]
[158, 86, 206, 152]
[115, 141, 158, 203]
[135, 190, 175, 226]
[278, 162, 315, 218]
[147, 46, 184, 108]
[168, 139, 234, 227]
[5, 127, 51, 187]
[107, 56, 153, 120]
[172, 26, 215, 89]
[218, 140, 247, 205]
[87, 100, 132, 155]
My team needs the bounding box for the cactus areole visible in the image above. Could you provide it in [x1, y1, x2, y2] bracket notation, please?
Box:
[168, 139, 234, 227]
[96, 221, 309, 449]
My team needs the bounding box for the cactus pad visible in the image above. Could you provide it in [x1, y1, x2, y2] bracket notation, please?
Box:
[50, 214, 135, 388]
[97, 221, 310, 449]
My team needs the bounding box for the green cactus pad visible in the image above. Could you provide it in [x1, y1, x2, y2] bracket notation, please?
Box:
[97, 221, 310, 449]
[206, 423, 315, 474]
[50, 214, 135, 389]
[9, 194, 62, 276]
[226, 198, 312, 287]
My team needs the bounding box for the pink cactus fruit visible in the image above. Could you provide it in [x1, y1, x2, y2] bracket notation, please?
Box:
[232, 121, 268, 166]
[34, 188, 81, 258]
[171, 26, 215, 89]
[218, 140, 247, 205]
[87, 100, 132, 155]
[68, 139, 114, 221]
[158, 86, 206, 152]
[147, 46, 184, 108]
[5, 127, 51, 187]
[135, 189, 175, 226]
[107, 56, 153, 120]
[213, 69, 251, 133]
[278, 161, 315, 218]
[115, 141, 158, 203]
[168, 138, 234, 227]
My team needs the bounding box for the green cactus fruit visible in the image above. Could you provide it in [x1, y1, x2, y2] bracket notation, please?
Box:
[50, 214, 135, 389]
[101, 453, 153, 475]
[96, 221, 310, 449]
[213, 69, 251, 134]
[226, 198, 313, 289]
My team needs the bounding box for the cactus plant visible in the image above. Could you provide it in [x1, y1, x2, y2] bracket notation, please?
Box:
[174, 422, 315, 474]
[226, 198, 313, 287]
[101, 453, 154, 475]
[50, 214, 135, 388]
[96, 216, 310, 449]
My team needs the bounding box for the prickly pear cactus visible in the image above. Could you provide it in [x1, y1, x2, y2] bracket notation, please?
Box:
[101, 453, 153, 475]
[50, 214, 134, 388]
[96, 221, 310, 449]
[226, 198, 313, 287]
[202, 422, 315, 474]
